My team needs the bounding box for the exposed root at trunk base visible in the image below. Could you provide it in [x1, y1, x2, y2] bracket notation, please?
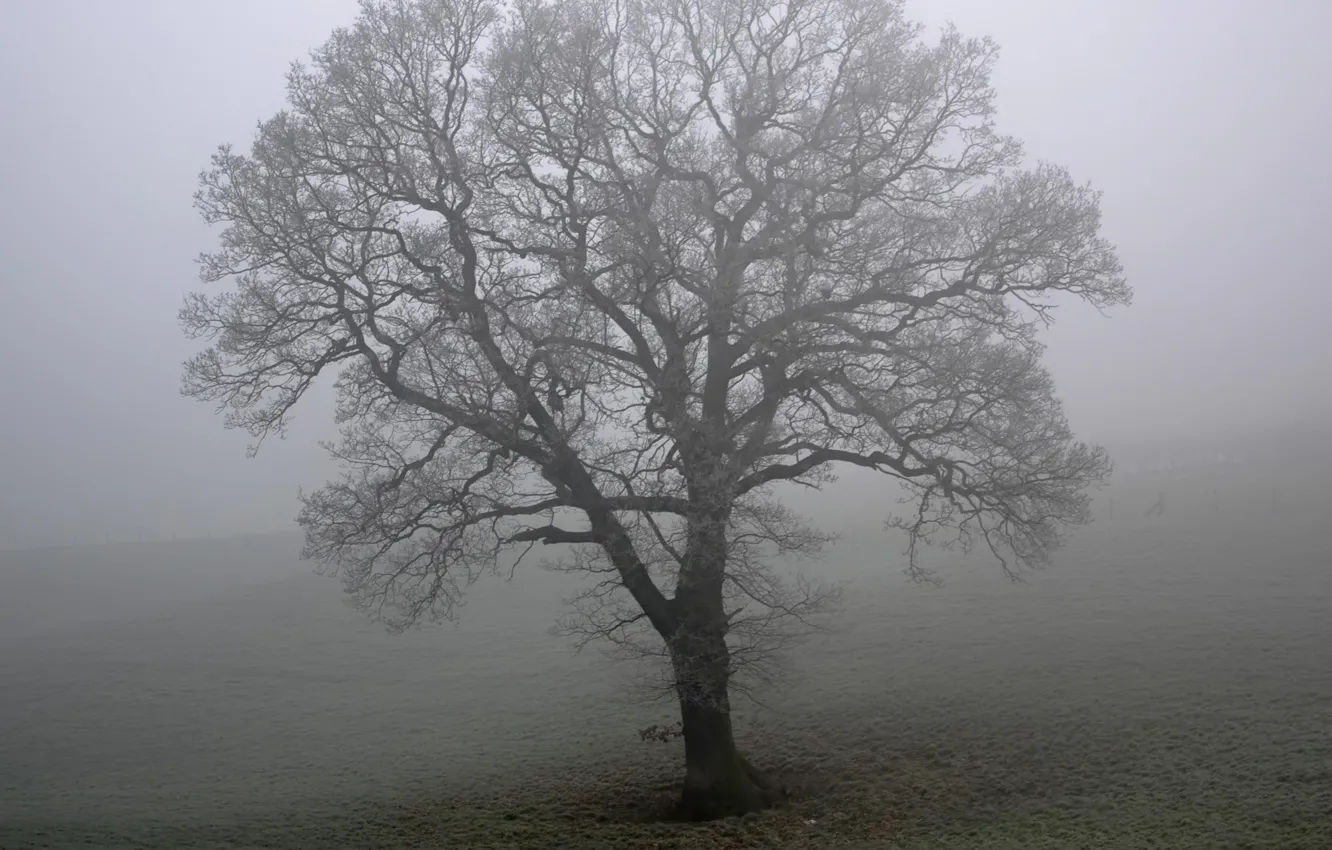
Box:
[677, 753, 789, 821]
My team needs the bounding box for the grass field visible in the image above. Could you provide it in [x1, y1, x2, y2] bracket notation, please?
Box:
[2, 463, 1329, 849]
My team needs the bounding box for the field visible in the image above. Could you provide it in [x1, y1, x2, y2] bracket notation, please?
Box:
[2, 462, 1329, 849]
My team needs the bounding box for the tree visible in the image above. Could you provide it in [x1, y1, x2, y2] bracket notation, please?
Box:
[182, 0, 1129, 820]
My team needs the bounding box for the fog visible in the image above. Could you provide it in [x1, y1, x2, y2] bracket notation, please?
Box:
[1, 0, 1328, 549]
[3, 4, 1331, 846]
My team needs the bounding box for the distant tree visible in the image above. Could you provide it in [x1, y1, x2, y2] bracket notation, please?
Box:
[182, 0, 1129, 819]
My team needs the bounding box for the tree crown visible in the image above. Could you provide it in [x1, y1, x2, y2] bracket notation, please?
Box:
[183, 0, 1129, 651]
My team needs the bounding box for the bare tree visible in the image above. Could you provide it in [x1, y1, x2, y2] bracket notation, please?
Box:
[182, 0, 1128, 819]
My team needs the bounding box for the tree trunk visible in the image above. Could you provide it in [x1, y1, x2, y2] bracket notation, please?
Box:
[670, 613, 782, 819]
[676, 687, 780, 819]
[669, 501, 781, 819]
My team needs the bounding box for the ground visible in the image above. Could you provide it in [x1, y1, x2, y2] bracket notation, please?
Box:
[1, 461, 1329, 849]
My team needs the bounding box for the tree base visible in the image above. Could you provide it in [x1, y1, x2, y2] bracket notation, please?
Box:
[677, 753, 788, 821]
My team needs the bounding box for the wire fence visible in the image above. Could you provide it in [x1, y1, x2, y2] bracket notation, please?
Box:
[1095, 455, 1330, 530]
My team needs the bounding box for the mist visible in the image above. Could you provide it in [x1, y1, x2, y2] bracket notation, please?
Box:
[2, 1, 1329, 847]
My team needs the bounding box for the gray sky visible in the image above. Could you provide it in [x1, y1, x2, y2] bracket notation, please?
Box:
[2, 0, 1329, 549]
